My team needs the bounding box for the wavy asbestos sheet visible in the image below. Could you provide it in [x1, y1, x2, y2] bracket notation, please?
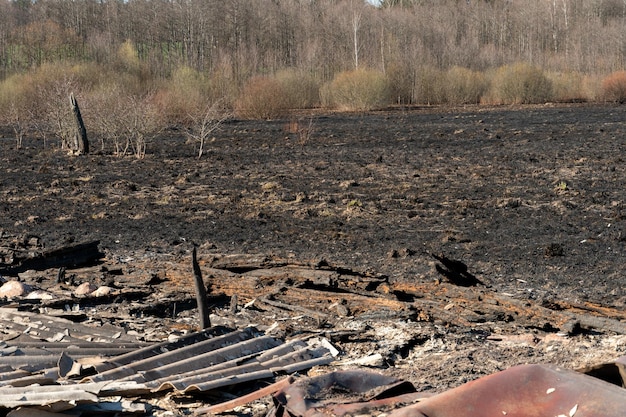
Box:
[0, 323, 335, 414]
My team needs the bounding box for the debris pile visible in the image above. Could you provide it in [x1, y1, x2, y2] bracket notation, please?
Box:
[1, 239, 626, 415]
[0, 309, 335, 415]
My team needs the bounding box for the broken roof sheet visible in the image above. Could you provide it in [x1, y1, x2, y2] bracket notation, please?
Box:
[82, 326, 334, 394]
[0, 307, 147, 382]
[0, 307, 335, 414]
[0, 307, 140, 344]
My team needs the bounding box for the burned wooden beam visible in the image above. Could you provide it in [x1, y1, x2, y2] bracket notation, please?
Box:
[2, 241, 104, 275]
[192, 246, 211, 329]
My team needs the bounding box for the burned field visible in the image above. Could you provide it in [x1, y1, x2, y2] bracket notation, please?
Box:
[1, 103, 626, 415]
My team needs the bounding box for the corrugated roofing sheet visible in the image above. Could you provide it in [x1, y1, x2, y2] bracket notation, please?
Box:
[83, 327, 334, 394]
[0, 307, 335, 414]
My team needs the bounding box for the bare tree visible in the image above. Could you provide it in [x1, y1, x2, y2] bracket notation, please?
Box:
[185, 101, 229, 159]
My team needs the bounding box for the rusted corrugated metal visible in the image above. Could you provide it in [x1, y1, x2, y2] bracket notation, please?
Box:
[270, 365, 626, 417]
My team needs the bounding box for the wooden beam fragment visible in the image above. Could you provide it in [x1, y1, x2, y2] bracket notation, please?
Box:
[194, 375, 294, 415]
[192, 247, 211, 329]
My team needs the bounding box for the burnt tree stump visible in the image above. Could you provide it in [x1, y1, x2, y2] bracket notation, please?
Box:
[70, 92, 89, 155]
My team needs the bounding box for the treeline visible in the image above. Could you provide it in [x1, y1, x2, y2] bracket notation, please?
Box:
[1, 0, 626, 154]
[2, 0, 626, 78]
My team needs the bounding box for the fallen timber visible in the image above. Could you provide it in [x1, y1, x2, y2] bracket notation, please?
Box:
[1, 248, 626, 415]
[3, 247, 626, 336]
[184, 253, 626, 336]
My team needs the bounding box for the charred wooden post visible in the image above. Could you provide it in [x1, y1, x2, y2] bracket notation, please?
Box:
[192, 246, 211, 329]
[69, 92, 89, 155]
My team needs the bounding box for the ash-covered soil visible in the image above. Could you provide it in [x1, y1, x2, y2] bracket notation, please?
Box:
[2, 103, 626, 409]
[3, 104, 626, 304]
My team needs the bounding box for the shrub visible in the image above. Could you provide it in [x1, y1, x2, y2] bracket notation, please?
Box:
[413, 66, 446, 105]
[546, 71, 588, 103]
[88, 86, 161, 158]
[207, 62, 238, 108]
[274, 69, 320, 109]
[111, 40, 151, 93]
[444, 66, 488, 105]
[488, 63, 553, 104]
[0, 73, 37, 148]
[325, 68, 391, 111]
[70, 62, 113, 90]
[234, 76, 289, 119]
[386, 62, 415, 105]
[153, 66, 212, 124]
[580, 74, 603, 102]
[0, 63, 83, 148]
[601, 70, 626, 103]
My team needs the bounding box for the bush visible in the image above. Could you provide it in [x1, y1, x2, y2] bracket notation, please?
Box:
[234, 76, 289, 119]
[0, 62, 83, 148]
[601, 70, 626, 103]
[325, 68, 391, 111]
[546, 71, 589, 103]
[386, 62, 415, 105]
[274, 69, 320, 109]
[0, 73, 34, 115]
[207, 62, 238, 109]
[413, 66, 446, 105]
[488, 63, 553, 104]
[444, 66, 488, 105]
[88, 84, 161, 158]
[0, 72, 37, 148]
[153, 66, 212, 124]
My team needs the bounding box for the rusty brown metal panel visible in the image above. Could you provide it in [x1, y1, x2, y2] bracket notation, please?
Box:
[272, 366, 626, 417]
[388, 364, 626, 417]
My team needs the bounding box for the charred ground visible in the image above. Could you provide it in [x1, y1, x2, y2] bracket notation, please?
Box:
[3, 104, 626, 304]
[2, 104, 626, 409]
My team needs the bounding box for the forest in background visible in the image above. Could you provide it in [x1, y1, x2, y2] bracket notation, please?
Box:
[1, 0, 626, 155]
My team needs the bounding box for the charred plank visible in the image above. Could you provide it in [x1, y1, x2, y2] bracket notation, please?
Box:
[2, 241, 104, 275]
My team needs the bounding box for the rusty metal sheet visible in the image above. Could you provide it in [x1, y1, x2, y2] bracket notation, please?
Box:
[272, 370, 426, 417]
[272, 366, 626, 417]
[388, 364, 626, 417]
